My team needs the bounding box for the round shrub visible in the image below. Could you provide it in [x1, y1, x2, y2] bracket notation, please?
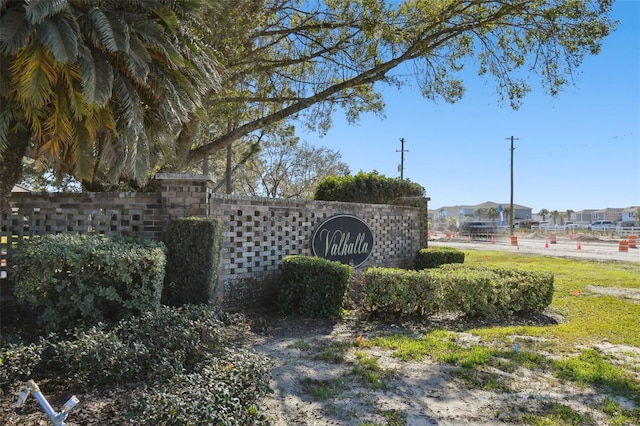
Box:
[414, 246, 465, 270]
[278, 256, 352, 318]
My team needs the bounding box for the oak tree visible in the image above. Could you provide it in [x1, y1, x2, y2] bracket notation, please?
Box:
[1, 0, 616, 210]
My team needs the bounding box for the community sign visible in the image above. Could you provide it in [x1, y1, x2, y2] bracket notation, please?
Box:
[311, 214, 374, 268]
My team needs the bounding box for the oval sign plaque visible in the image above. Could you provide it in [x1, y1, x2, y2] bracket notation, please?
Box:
[311, 214, 374, 268]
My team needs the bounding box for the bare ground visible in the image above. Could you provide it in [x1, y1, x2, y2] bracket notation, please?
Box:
[240, 308, 640, 425]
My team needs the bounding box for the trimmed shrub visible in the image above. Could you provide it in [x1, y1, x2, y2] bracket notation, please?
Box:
[414, 246, 465, 270]
[314, 170, 425, 205]
[12, 234, 165, 331]
[429, 267, 496, 318]
[440, 264, 554, 315]
[362, 264, 554, 319]
[163, 217, 223, 306]
[278, 256, 351, 318]
[361, 267, 439, 316]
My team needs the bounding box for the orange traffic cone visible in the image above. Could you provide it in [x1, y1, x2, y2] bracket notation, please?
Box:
[545, 239, 549, 248]
[577, 241, 582, 250]
[490, 235, 495, 245]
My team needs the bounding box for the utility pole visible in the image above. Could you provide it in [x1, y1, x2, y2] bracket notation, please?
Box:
[506, 136, 519, 236]
[397, 138, 408, 180]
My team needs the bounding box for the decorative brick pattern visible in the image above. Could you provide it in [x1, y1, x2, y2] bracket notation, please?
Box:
[207, 195, 426, 309]
[1, 175, 428, 310]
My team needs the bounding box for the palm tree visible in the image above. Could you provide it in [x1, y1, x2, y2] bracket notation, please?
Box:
[566, 209, 574, 222]
[474, 208, 487, 220]
[550, 210, 560, 225]
[486, 207, 500, 225]
[538, 209, 549, 221]
[0, 0, 221, 209]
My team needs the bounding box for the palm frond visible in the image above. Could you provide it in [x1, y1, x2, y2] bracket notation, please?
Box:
[126, 127, 150, 185]
[104, 10, 130, 52]
[76, 44, 113, 106]
[126, 34, 151, 83]
[0, 9, 33, 55]
[104, 130, 128, 182]
[112, 72, 143, 129]
[0, 52, 10, 94]
[0, 0, 11, 11]
[158, 65, 194, 121]
[133, 136, 150, 184]
[134, 18, 183, 66]
[12, 41, 56, 108]
[0, 102, 20, 156]
[25, 0, 69, 25]
[58, 63, 90, 121]
[19, 98, 48, 140]
[153, 5, 179, 33]
[40, 87, 73, 159]
[83, 6, 117, 52]
[36, 12, 79, 63]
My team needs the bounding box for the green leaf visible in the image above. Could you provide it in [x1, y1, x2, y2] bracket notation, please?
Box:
[76, 44, 113, 106]
[24, 0, 69, 25]
[36, 12, 79, 63]
[0, 10, 32, 55]
[84, 7, 117, 52]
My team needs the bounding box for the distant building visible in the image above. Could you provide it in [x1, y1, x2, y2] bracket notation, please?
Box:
[590, 208, 623, 222]
[621, 207, 639, 225]
[432, 201, 532, 228]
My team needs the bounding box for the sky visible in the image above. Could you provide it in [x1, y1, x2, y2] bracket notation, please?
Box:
[300, 0, 640, 213]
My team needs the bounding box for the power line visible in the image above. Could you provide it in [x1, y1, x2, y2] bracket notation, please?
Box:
[397, 138, 408, 180]
[506, 135, 519, 236]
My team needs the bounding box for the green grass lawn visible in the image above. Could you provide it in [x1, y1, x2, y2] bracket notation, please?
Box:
[365, 252, 640, 424]
[460, 251, 640, 348]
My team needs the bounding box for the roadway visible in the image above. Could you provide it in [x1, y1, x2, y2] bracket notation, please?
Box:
[428, 234, 640, 263]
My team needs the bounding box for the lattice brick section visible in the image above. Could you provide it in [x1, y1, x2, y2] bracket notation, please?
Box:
[207, 195, 426, 308]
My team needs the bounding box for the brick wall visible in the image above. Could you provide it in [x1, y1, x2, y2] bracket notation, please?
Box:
[208, 194, 427, 309]
[1, 175, 428, 310]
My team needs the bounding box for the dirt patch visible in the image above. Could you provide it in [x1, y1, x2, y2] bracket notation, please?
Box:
[584, 285, 640, 303]
[239, 310, 639, 425]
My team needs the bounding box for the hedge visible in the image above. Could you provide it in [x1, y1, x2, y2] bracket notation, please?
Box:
[362, 264, 554, 319]
[12, 234, 165, 331]
[163, 217, 223, 307]
[414, 246, 465, 270]
[278, 256, 352, 318]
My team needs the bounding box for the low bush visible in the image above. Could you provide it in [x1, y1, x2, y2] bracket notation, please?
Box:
[430, 266, 498, 318]
[362, 265, 554, 318]
[360, 268, 439, 316]
[1, 306, 273, 423]
[0, 341, 45, 395]
[440, 264, 554, 314]
[48, 305, 225, 386]
[12, 234, 166, 331]
[278, 256, 352, 318]
[414, 246, 465, 270]
[125, 348, 272, 424]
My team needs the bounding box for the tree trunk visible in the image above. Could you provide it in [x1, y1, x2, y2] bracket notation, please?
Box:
[0, 129, 31, 213]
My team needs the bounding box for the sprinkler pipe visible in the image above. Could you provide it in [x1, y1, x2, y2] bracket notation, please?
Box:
[15, 379, 79, 426]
